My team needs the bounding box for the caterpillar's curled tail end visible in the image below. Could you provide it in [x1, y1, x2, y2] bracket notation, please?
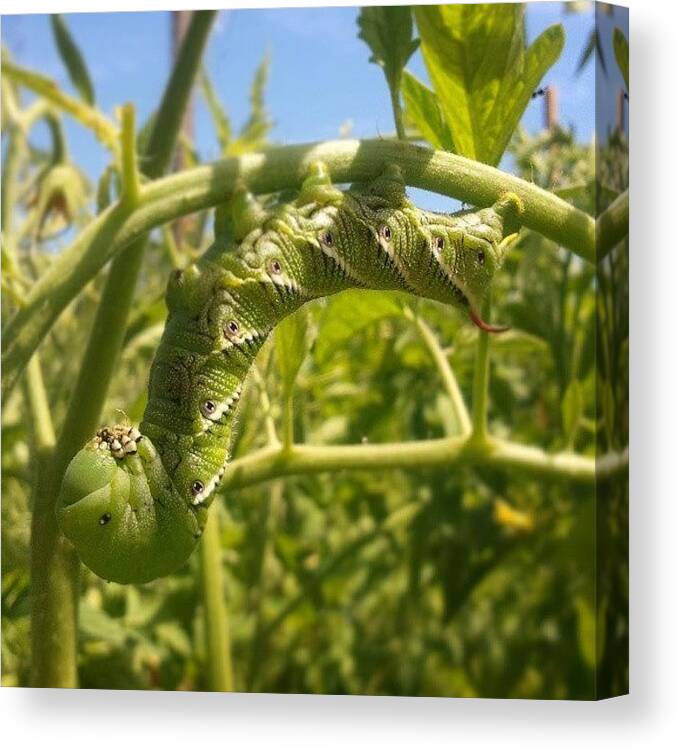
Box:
[57, 425, 201, 584]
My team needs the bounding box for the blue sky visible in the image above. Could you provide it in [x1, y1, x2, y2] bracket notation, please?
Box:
[2, 4, 628, 211]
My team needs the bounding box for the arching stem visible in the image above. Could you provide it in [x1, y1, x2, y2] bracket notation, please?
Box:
[471, 295, 493, 441]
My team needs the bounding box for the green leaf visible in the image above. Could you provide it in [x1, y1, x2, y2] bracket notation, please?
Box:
[575, 29, 607, 75]
[315, 289, 404, 362]
[561, 380, 583, 446]
[601, 379, 616, 447]
[357, 5, 419, 91]
[199, 68, 231, 152]
[229, 54, 272, 155]
[79, 603, 134, 648]
[575, 595, 606, 668]
[136, 109, 157, 156]
[49, 14, 95, 105]
[613, 27, 629, 89]
[276, 308, 310, 398]
[154, 621, 192, 657]
[401, 71, 454, 151]
[415, 5, 564, 165]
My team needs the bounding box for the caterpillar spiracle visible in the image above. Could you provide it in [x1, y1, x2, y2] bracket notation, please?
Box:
[57, 163, 523, 584]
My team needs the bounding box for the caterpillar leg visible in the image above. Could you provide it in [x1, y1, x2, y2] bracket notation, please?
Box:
[364, 164, 408, 206]
[57, 425, 202, 584]
[230, 183, 270, 242]
[296, 161, 343, 207]
[464, 194, 524, 333]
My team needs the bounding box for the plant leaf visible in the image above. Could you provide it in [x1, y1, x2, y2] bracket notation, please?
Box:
[136, 109, 157, 157]
[401, 71, 454, 151]
[575, 29, 592, 74]
[315, 290, 404, 362]
[276, 308, 310, 398]
[613, 27, 629, 89]
[199, 68, 231, 152]
[561, 379, 583, 446]
[488, 25, 565, 162]
[228, 54, 272, 155]
[415, 5, 563, 165]
[50, 14, 95, 105]
[357, 5, 419, 92]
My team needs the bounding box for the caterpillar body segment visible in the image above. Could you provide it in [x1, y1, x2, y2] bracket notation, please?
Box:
[57, 164, 523, 583]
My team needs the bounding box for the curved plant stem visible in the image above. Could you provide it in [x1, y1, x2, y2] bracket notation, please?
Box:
[2, 138, 596, 399]
[390, 86, 407, 141]
[1, 120, 23, 240]
[221, 436, 627, 492]
[27, 10, 217, 688]
[245, 480, 280, 691]
[2, 59, 119, 154]
[199, 510, 233, 691]
[24, 355, 80, 688]
[471, 296, 493, 440]
[597, 189, 628, 261]
[406, 308, 471, 435]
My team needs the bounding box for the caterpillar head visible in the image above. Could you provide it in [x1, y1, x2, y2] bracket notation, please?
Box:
[430, 192, 524, 333]
[57, 426, 201, 584]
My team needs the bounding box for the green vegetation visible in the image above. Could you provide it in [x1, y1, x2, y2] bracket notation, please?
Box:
[1, 6, 628, 698]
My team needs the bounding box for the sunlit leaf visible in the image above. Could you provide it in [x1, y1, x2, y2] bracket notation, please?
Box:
[415, 4, 564, 165]
[199, 68, 232, 152]
[315, 290, 405, 362]
[50, 14, 95, 105]
[613, 27, 629, 89]
[79, 603, 136, 648]
[228, 54, 272, 155]
[357, 5, 419, 92]
[401, 71, 454, 151]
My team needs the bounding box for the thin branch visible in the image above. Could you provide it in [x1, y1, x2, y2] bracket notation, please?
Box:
[221, 435, 627, 492]
[597, 189, 628, 261]
[161, 223, 183, 269]
[2, 138, 596, 399]
[250, 365, 280, 446]
[24, 355, 55, 453]
[199, 510, 233, 691]
[389, 84, 407, 141]
[2, 59, 119, 154]
[119, 103, 140, 207]
[24, 355, 80, 688]
[471, 296, 492, 439]
[405, 308, 471, 435]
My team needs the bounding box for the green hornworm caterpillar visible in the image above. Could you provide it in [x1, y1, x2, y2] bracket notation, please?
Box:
[57, 163, 523, 584]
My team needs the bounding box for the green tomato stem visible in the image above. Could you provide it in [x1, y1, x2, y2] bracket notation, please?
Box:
[221, 436, 627, 492]
[199, 510, 234, 692]
[2, 138, 597, 400]
[597, 189, 629, 261]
